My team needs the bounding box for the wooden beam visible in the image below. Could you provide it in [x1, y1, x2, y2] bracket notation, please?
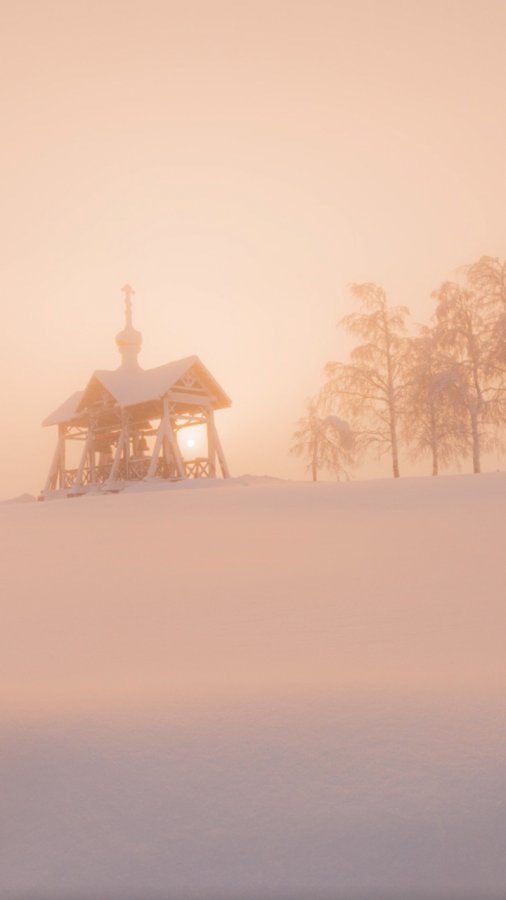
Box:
[166, 389, 215, 407]
[58, 424, 66, 489]
[211, 419, 230, 479]
[146, 418, 165, 479]
[123, 418, 130, 481]
[104, 423, 127, 487]
[72, 429, 93, 490]
[207, 410, 216, 478]
[89, 437, 96, 485]
[43, 438, 61, 494]
[163, 396, 186, 478]
[175, 416, 207, 430]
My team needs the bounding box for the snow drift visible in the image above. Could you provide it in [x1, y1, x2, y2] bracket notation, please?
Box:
[1, 475, 505, 899]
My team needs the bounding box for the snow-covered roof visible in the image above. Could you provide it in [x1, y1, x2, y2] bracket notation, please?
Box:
[42, 391, 84, 427]
[92, 357, 200, 408]
[43, 356, 231, 426]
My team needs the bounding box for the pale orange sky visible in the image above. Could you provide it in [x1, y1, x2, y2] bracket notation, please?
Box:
[1, 0, 506, 498]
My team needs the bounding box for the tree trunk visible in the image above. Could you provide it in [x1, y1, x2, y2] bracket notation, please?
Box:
[391, 445, 400, 478]
[385, 332, 400, 478]
[470, 411, 481, 474]
[429, 409, 439, 475]
[312, 432, 319, 481]
[390, 418, 400, 478]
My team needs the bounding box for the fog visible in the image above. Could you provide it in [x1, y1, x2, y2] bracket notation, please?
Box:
[2, 0, 506, 498]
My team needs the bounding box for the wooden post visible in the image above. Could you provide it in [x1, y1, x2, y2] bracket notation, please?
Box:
[89, 428, 96, 485]
[58, 424, 66, 489]
[43, 440, 61, 494]
[207, 409, 216, 478]
[146, 418, 165, 479]
[73, 430, 93, 490]
[162, 396, 186, 478]
[123, 416, 130, 481]
[211, 419, 230, 478]
[105, 423, 127, 486]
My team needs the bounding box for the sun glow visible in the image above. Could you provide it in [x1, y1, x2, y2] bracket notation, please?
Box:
[178, 425, 205, 457]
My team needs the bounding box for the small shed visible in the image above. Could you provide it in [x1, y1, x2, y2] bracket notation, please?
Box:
[42, 286, 231, 497]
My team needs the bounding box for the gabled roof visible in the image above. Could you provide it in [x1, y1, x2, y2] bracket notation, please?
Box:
[42, 391, 84, 427]
[43, 356, 231, 426]
[90, 356, 200, 408]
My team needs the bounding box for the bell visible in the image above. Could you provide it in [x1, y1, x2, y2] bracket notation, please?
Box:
[95, 439, 112, 454]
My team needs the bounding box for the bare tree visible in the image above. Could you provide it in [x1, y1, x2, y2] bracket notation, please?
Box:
[466, 255, 506, 394]
[432, 280, 496, 474]
[322, 283, 409, 478]
[402, 326, 468, 475]
[466, 255, 506, 310]
[290, 397, 355, 481]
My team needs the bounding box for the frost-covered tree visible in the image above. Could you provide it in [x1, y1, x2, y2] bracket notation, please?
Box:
[466, 255, 506, 311]
[290, 397, 355, 481]
[402, 327, 468, 475]
[466, 255, 506, 390]
[432, 280, 496, 474]
[323, 283, 409, 478]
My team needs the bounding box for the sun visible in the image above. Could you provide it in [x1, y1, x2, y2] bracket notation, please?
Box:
[179, 425, 203, 454]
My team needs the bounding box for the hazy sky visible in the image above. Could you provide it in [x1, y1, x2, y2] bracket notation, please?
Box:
[2, 0, 506, 498]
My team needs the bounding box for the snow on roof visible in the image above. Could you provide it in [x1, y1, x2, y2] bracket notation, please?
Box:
[42, 391, 84, 427]
[93, 356, 200, 408]
[43, 356, 231, 426]
[91, 355, 230, 409]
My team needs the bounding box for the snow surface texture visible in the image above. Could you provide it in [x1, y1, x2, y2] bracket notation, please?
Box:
[1, 475, 505, 900]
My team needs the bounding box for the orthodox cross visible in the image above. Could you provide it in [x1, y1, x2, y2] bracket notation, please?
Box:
[121, 284, 135, 324]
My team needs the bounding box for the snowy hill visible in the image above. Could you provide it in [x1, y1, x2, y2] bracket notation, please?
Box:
[2, 475, 505, 899]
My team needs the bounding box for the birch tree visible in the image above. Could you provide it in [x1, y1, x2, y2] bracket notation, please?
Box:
[323, 283, 409, 478]
[290, 398, 355, 481]
[466, 255, 506, 393]
[466, 255, 506, 313]
[402, 327, 468, 475]
[432, 280, 494, 474]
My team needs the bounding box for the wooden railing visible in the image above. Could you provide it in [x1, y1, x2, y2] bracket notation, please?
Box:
[184, 457, 210, 478]
[62, 456, 191, 488]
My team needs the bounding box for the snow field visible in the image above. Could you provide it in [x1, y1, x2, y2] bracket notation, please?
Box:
[1, 474, 505, 898]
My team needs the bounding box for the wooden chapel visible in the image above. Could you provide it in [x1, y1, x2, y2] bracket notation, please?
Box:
[41, 286, 231, 498]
